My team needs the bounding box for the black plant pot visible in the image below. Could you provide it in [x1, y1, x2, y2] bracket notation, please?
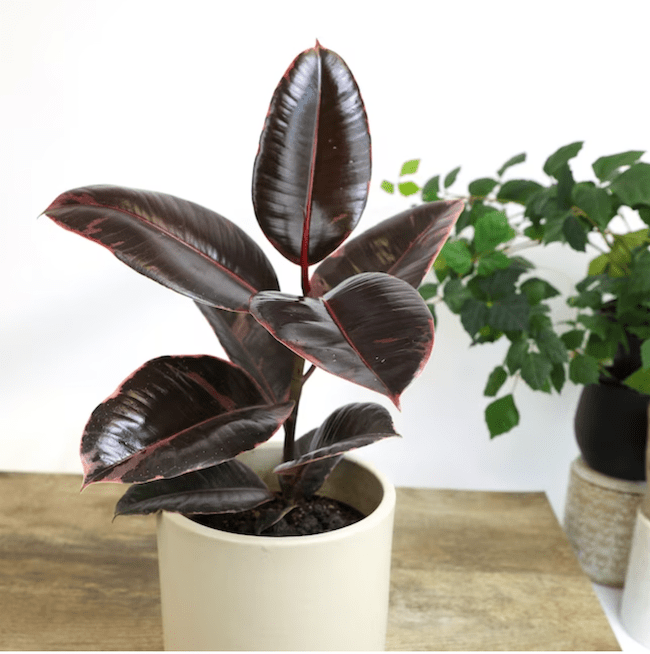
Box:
[574, 382, 649, 481]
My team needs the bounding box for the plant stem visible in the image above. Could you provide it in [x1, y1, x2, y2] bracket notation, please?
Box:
[283, 355, 307, 463]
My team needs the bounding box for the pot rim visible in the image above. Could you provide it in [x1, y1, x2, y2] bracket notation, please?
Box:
[159, 447, 396, 547]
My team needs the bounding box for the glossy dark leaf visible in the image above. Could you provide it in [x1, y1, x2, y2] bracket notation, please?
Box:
[44, 186, 278, 311]
[80, 355, 294, 487]
[114, 459, 274, 517]
[252, 42, 371, 266]
[309, 200, 463, 296]
[196, 303, 295, 404]
[250, 272, 434, 407]
[274, 403, 399, 499]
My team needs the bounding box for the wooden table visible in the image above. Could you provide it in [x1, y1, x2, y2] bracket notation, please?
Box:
[0, 472, 619, 651]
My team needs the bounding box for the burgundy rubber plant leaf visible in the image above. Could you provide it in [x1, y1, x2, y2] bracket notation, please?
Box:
[252, 41, 371, 290]
[249, 272, 434, 407]
[309, 199, 464, 297]
[274, 402, 399, 500]
[196, 302, 296, 404]
[80, 355, 294, 487]
[44, 185, 279, 312]
[114, 459, 274, 517]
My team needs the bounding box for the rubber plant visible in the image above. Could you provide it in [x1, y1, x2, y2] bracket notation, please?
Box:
[382, 146, 650, 437]
[43, 42, 463, 532]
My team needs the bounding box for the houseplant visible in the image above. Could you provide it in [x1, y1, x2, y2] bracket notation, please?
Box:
[382, 147, 650, 475]
[44, 42, 463, 649]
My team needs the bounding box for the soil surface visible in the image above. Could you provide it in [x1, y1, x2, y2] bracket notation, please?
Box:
[190, 495, 365, 536]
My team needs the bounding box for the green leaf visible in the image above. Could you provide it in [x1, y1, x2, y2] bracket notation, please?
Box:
[536, 329, 569, 364]
[380, 180, 394, 194]
[562, 213, 588, 251]
[441, 240, 472, 275]
[484, 366, 508, 397]
[572, 184, 613, 230]
[471, 263, 529, 301]
[584, 333, 618, 361]
[520, 278, 560, 305]
[550, 363, 566, 393]
[544, 141, 584, 178]
[477, 251, 511, 277]
[419, 282, 438, 301]
[498, 179, 544, 205]
[460, 298, 489, 337]
[610, 163, 650, 207]
[486, 394, 519, 438]
[400, 159, 420, 176]
[623, 368, 650, 394]
[561, 329, 585, 350]
[641, 339, 650, 369]
[398, 181, 420, 197]
[569, 353, 600, 385]
[521, 352, 553, 390]
[639, 206, 650, 227]
[497, 153, 526, 177]
[506, 337, 529, 374]
[443, 278, 473, 313]
[577, 313, 611, 340]
[469, 178, 499, 198]
[444, 167, 461, 188]
[474, 211, 516, 253]
[488, 294, 531, 331]
[421, 175, 440, 202]
[592, 151, 644, 182]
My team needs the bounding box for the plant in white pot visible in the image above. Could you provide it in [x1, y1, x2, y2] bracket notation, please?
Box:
[43, 42, 463, 650]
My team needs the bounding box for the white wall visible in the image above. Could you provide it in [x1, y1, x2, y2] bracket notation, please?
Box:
[2, 0, 648, 518]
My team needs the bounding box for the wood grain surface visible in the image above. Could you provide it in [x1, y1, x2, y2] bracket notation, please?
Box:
[0, 472, 619, 651]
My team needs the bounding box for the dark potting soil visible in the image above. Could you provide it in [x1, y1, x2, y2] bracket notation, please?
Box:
[190, 495, 365, 537]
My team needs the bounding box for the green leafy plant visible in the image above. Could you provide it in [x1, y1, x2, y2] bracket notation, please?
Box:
[383, 144, 650, 437]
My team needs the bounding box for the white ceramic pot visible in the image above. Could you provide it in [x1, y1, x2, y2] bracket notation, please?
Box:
[620, 508, 650, 647]
[156, 443, 396, 651]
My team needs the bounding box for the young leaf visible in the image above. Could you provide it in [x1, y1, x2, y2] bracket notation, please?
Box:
[381, 180, 395, 194]
[399, 181, 420, 197]
[400, 159, 420, 176]
[250, 273, 434, 407]
[444, 167, 461, 188]
[44, 186, 279, 312]
[497, 153, 526, 177]
[485, 394, 519, 438]
[543, 141, 583, 178]
[592, 151, 644, 182]
[252, 43, 371, 265]
[609, 163, 650, 207]
[484, 366, 508, 397]
[569, 353, 600, 385]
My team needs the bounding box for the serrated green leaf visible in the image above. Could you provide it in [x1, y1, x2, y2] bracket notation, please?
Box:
[497, 153, 526, 177]
[569, 353, 600, 384]
[486, 394, 519, 438]
[520, 278, 561, 305]
[474, 211, 516, 253]
[536, 329, 569, 364]
[477, 251, 511, 277]
[498, 179, 544, 205]
[443, 278, 473, 313]
[400, 159, 420, 176]
[593, 151, 644, 182]
[584, 333, 618, 361]
[506, 337, 529, 374]
[577, 313, 611, 340]
[488, 294, 531, 331]
[422, 175, 440, 202]
[469, 178, 499, 198]
[444, 167, 461, 188]
[460, 298, 489, 337]
[441, 240, 472, 275]
[520, 352, 553, 390]
[622, 368, 650, 394]
[398, 181, 420, 197]
[550, 362, 566, 393]
[572, 184, 613, 230]
[639, 206, 650, 227]
[610, 162, 650, 207]
[641, 339, 650, 370]
[380, 180, 395, 194]
[561, 329, 585, 350]
[419, 282, 438, 301]
[562, 213, 588, 251]
[484, 366, 508, 397]
[544, 142, 584, 178]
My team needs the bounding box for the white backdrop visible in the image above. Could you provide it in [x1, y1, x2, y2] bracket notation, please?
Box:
[3, 0, 649, 522]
